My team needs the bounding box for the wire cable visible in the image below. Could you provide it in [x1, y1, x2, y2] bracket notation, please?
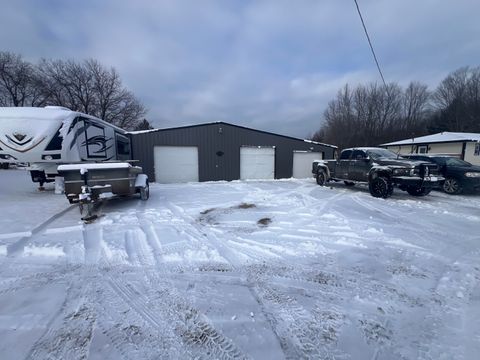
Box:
[353, 0, 387, 87]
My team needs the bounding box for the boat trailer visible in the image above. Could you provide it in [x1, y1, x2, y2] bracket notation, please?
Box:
[57, 162, 149, 222]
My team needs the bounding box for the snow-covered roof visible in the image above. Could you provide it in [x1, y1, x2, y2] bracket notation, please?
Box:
[129, 121, 337, 148]
[58, 163, 131, 171]
[0, 106, 129, 134]
[381, 132, 480, 146]
[0, 106, 73, 122]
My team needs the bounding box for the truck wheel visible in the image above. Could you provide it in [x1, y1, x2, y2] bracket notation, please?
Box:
[140, 180, 150, 200]
[369, 177, 390, 198]
[344, 181, 355, 186]
[387, 183, 394, 196]
[316, 170, 327, 186]
[443, 177, 462, 195]
[406, 186, 431, 196]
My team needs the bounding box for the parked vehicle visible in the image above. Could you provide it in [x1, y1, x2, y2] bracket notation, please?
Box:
[312, 147, 444, 198]
[0, 106, 132, 187]
[58, 162, 149, 221]
[403, 154, 480, 194]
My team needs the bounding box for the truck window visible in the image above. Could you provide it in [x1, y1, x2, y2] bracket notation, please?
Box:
[340, 150, 352, 160]
[352, 150, 367, 159]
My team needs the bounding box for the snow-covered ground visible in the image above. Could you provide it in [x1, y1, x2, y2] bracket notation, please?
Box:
[0, 169, 479, 359]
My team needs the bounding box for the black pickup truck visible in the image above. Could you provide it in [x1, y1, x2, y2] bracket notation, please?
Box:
[312, 147, 444, 198]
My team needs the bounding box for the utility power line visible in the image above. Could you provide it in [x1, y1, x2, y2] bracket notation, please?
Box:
[353, 0, 387, 88]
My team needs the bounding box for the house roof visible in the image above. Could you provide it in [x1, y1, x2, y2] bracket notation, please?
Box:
[129, 121, 337, 148]
[381, 132, 480, 146]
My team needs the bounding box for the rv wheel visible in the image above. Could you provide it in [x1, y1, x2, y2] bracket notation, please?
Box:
[140, 180, 149, 201]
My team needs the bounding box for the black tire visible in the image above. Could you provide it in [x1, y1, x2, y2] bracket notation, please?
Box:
[316, 170, 327, 186]
[406, 186, 431, 196]
[140, 180, 150, 200]
[344, 181, 355, 186]
[443, 177, 462, 195]
[387, 183, 394, 196]
[369, 177, 391, 198]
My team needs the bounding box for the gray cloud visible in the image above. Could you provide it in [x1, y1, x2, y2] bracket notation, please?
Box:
[1, 0, 479, 137]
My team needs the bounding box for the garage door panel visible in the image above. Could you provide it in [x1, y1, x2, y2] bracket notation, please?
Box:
[154, 146, 198, 183]
[240, 147, 275, 180]
[292, 151, 323, 178]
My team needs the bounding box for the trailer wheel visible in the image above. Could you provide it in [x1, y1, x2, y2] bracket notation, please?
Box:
[140, 180, 149, 201]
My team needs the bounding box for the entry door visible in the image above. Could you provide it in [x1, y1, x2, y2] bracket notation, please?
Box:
[240, 146, 275, 180]
[292, 151, 323, 178]
[153, 146, 199, 183]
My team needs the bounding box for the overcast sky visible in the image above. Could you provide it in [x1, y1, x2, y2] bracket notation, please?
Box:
[1, 0, 479, 137]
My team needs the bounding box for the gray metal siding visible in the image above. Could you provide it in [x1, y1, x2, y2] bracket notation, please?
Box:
[131, 123, 335, 182]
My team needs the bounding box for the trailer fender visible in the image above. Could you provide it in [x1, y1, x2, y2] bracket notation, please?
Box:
[135, 174, 148, 189]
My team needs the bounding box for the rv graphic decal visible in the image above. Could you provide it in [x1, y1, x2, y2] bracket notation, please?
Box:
[6, 133, 33, 146]
[0, 137, 46, 153]
[13, 132, 27, 142]
[81, 135, 112, 154]
[69, 126, 86, 149]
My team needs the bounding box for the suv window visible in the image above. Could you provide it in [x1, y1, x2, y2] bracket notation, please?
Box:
[340, 150, 352, 160]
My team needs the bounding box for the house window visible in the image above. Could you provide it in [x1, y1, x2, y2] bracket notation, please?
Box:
[475, 143, 480, 156]
[418, 145, 428, 154]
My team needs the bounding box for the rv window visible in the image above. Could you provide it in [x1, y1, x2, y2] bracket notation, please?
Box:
[45, 127, 63, 150]
[116, 134, 130, 156]
[84, 121, 107, 158]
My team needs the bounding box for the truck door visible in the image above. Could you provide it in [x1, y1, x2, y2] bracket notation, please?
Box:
[337, 149, 352, 178]
[350, 149, 370, 181]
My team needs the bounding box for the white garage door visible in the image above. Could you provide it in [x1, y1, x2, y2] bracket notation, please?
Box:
[292, 151, 323, 178]
[154, 146, 199, 183]
[240, 146, 275, 180]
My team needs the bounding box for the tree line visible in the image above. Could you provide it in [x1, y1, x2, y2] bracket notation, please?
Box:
[0, 51, 150, 130]
[312, 66, 480, 150]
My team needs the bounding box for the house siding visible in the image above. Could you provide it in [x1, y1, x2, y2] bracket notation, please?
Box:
[465, 142, 480, 165]
[385, 142, 463, 157]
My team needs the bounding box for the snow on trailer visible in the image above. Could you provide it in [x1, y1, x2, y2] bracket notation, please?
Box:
[58, 162, 149, 221]
[0, 106, 132, 187]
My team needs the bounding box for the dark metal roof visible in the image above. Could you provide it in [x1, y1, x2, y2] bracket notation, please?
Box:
[129, 121, 337, 148]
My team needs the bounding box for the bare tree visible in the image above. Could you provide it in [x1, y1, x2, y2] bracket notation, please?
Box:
[431, 66, 480, 132]
[0, 51, 38, 106]
[35, 58, 146, 130]
[313, 81, 430, 149]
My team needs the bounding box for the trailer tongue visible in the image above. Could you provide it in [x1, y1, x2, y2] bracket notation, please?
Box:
[58, 162, 149, 222]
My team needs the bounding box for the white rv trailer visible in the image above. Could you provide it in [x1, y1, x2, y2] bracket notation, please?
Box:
[0, 106, 132, 186]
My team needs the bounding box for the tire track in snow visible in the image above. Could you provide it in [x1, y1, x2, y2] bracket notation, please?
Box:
[25, 268, 96, 360]
[95, 219, 247, 359]
[246, 269, 348, 360]
[415, 249, 480, 360]
[6, 204, 76, 257]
